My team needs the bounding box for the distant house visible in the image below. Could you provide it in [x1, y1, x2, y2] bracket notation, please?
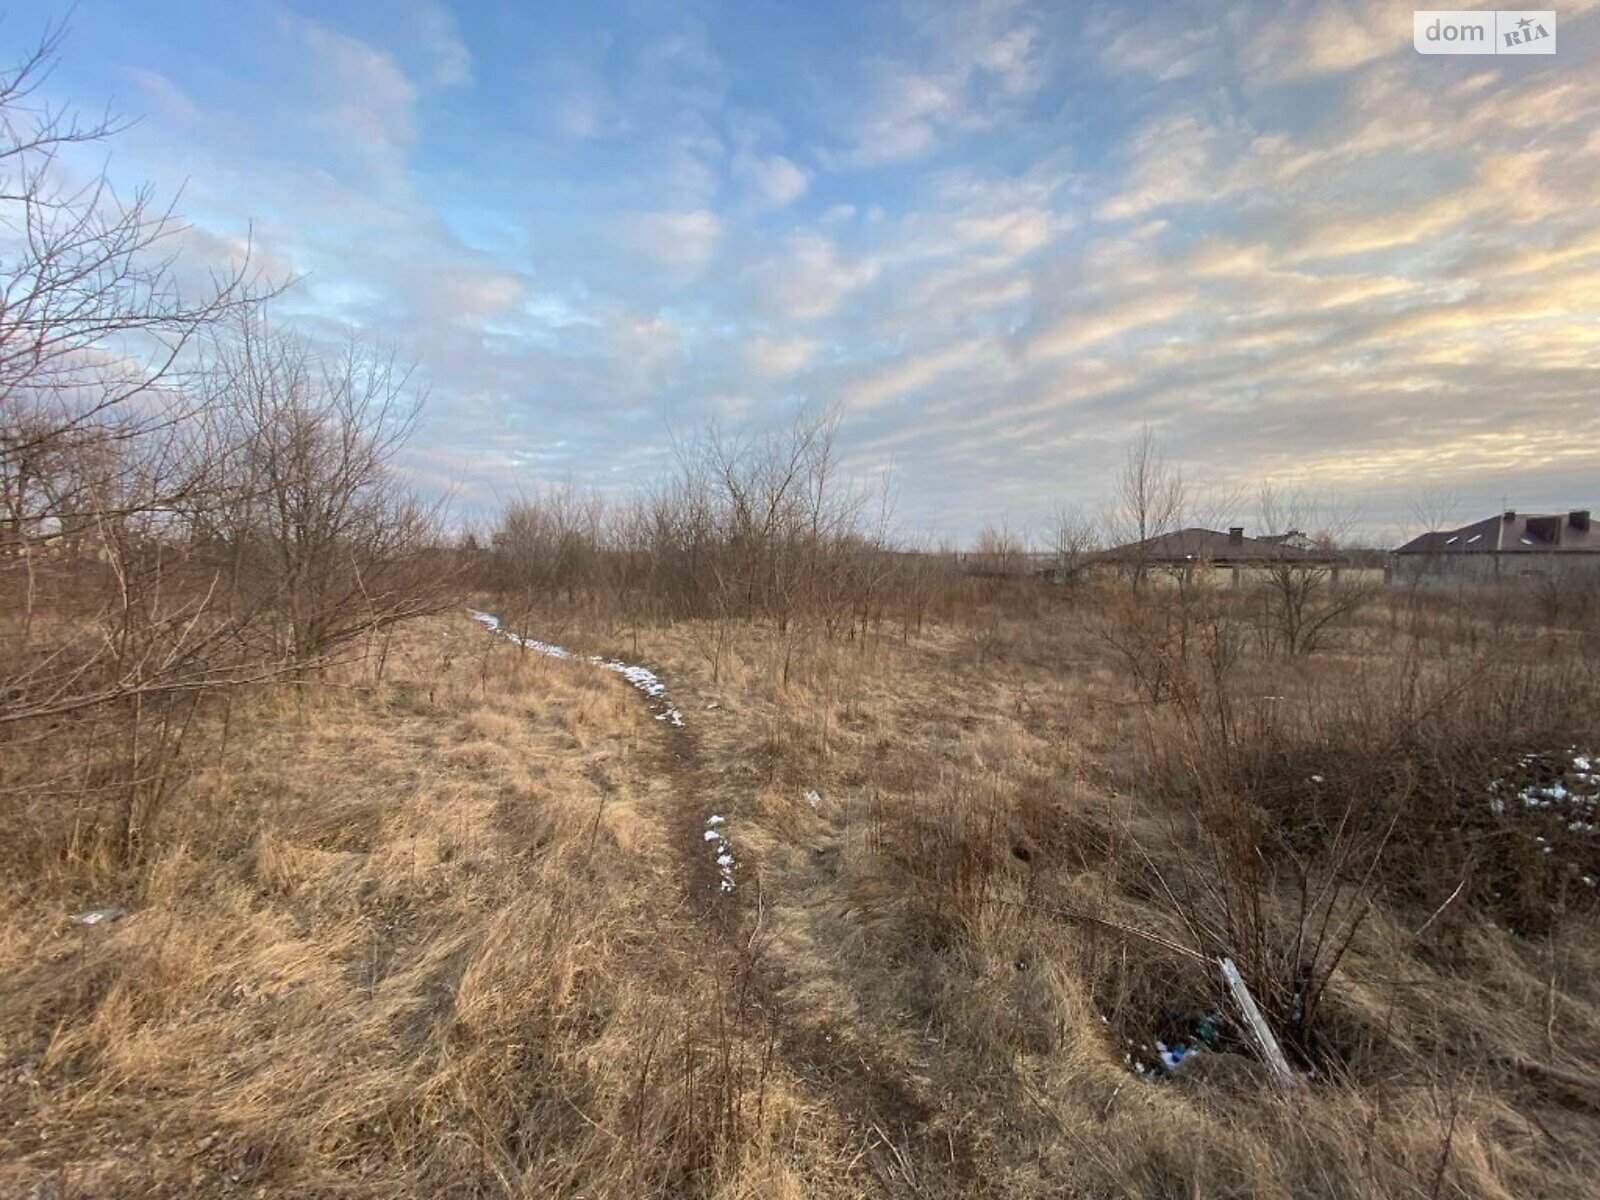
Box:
[1394, 509, 1598, 581]
[1083, 526, 1341, 587]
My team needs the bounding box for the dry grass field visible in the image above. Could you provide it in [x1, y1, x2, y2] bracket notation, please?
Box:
[5, 579, 1599, 1199]
[6, 16, 1600, 1199]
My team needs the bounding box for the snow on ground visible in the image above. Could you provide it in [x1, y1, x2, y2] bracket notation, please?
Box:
[1489, 747, 1599, 887]
[469, 610, 571, 658]
[703, 814, 736, 893]
[470, 608, 718, 886]
[469, 609, 683, 726]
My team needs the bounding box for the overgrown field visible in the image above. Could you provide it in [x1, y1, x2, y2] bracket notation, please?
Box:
[4, 577, 1599, 1198]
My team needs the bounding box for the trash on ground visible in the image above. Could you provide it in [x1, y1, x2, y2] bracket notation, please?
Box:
[73, 907, 124, 926]
[1219, 956, 1298, 1090]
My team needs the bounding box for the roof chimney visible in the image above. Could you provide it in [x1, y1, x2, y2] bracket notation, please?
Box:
[1571, 510, 1592, 532]
[1228, 526, 1244, 546]
[1527, 515, 1561, 544]
[1503, 510, 1516, 521]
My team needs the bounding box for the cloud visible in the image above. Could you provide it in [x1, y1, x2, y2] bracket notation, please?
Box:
[746, 335, 817, 376]
[1240, 0, 1396, 82]
[950, 208, 1055, 258]
[1025, 289, 1191, 361]
[1097, 110, 1221, 221]
[626, 209, 722, 268]
[1093, 7, 1220, 81]
[756, 232, 880, 320]
[413, 1, 473, 89]
[843, 69, 960, 166]
[279, 10, 419, 180]
[847, 338, 992, 409]
[734, 150, 810, 207]
[71, 0, 1600, 539]
[830, 4, 1046, 167]
[118, 67, 202, 124]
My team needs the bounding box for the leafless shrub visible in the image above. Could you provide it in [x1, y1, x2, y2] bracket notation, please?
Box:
[486, 407, 920, 658]
[198, 316, 453, 671]
[1045, 504, 1100, 587]
[1088, 583, 1243, 705]
[1101, 425, 1186, 591]
[970, 516, 1028, 577]
[0, 27, 276, 864]
[1139, 638, 1600, 1070]
[1252, 484, 1377, 656]
[0, 32, 446, 866]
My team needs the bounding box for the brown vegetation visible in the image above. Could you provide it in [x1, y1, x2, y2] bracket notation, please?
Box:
[6, 29, 1600, 1200]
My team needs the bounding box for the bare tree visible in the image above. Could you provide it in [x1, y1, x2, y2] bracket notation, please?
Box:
[1046, 503, 1099, 587]
[203, 317, 449, 670]
[1407, 487, 1462, 540]
[1103, 426, 1185, 591]
[971, 516, 1027, 577]
[0, 25, 273, 862]
[1254, 484, 1373, 656]
[0, 25, 264, 548]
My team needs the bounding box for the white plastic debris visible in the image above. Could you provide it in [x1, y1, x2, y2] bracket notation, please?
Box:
[73, 907, 124, 926]
[1219, 956, 1297, 1090]
[805, 789, 822, 810]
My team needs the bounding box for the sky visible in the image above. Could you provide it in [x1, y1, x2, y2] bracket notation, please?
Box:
[28, 0, 1600, 543]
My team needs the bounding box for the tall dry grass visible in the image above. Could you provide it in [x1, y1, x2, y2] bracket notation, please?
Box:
[0, 615, 859, 1198]
[586, 580, 1600, 1197]
[7, 565, 1599, 1197]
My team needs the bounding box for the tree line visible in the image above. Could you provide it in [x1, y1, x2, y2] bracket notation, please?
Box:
[1, 30, 447, 863]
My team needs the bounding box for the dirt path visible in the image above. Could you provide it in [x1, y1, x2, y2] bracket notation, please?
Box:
[468, 610, 988, 1197]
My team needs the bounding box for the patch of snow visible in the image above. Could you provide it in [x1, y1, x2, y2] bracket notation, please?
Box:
[469, 610, 572, 658]
[470, 608, 687, 728]
[703, 814, 736, 893]
[1489, 748, 1600, 885]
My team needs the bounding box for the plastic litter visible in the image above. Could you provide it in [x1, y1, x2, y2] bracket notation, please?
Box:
[73, 907, 124, 926]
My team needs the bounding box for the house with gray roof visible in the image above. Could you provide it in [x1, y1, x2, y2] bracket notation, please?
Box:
[1393, 509, 1597, 581]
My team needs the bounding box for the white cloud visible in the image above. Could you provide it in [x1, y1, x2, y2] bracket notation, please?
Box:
[1240, 0, 1397, 83]
[757, 232, 880, 320]
[627, 210, 723, 269]
[414, 1, 473, 89]
[746, 335, 817, 377]
[1025, 290, 1191, 361]
[281, 11, 420, 178]
[848, 338, 992, 409]
[832, 6, 1046, 168]
[950, 208, 1055, 258]
[118, 67, 201, 124]
[734, 151, 810, 207]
